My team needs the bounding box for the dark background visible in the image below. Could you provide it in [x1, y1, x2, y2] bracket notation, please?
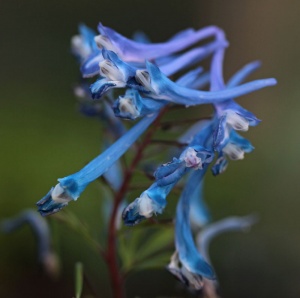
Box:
[0, 0, 300, 297]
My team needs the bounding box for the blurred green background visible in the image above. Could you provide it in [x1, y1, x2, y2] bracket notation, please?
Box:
[1, 0, 300, 297]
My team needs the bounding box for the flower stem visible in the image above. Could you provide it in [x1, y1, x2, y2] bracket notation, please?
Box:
[105, 108, 168, 298]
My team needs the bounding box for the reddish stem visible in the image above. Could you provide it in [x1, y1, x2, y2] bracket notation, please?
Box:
[105, 108, 168, 298]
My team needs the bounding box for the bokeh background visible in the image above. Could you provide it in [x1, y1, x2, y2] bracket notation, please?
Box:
[1, 0, 300, 297]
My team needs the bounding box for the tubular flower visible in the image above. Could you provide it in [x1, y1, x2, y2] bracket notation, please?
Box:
[205, 32, 261, 174]
[122, 119, 215, 226]
[167, 169, 215, 290]
[112, 67, 208, 120]
[37, 112, 158, 216]
[135, 61, 276, 105]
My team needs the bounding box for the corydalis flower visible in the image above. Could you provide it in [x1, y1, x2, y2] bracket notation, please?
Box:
[122, 120, 215, 226]
[37, 113, 158, 216]
[90, 44, 220, 100]
[81, 24, 224, 78]
[206, 31, 262, 174]
[212, 60, 263, 152]
[167, 169, 214, 290]
[135, 61, 276, 106]
[113, 89, 166, 120]
[113, 67, 207, 120]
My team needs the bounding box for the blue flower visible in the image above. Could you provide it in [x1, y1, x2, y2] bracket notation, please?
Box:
[112, 67, 206, 120]
[36, 112, 159, 216]
[80, 28, 149, 78]
[212, 130, 254, 175]
[135, 61, 276, 105]
[100, 49, 137, 83]
[90, 43, 223, 100]
[210, 42, 262, 131]
[113, 89, 166, 120]
[206, 34, 265, 174]
[167, 169, 215, 290]
[123, 121, 215, 226]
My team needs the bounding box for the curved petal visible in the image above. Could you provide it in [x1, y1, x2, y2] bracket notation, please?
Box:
[175, 169, 215, 279]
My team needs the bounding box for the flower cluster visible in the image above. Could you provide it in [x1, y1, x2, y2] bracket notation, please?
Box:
[36, 22, 276, 291]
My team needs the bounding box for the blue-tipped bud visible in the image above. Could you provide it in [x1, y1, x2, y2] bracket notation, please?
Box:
[122, 192, 162, 226]
[36, 184, 74, 216]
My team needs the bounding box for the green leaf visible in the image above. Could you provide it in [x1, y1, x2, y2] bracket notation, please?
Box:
[75, 262, 83, 298]
[118, 233, 134, 269]
[119, 226, 174, 272]
[134, 252, 172, 271]
[135, 227, 173, 261]
[119, 228, 148, 269]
